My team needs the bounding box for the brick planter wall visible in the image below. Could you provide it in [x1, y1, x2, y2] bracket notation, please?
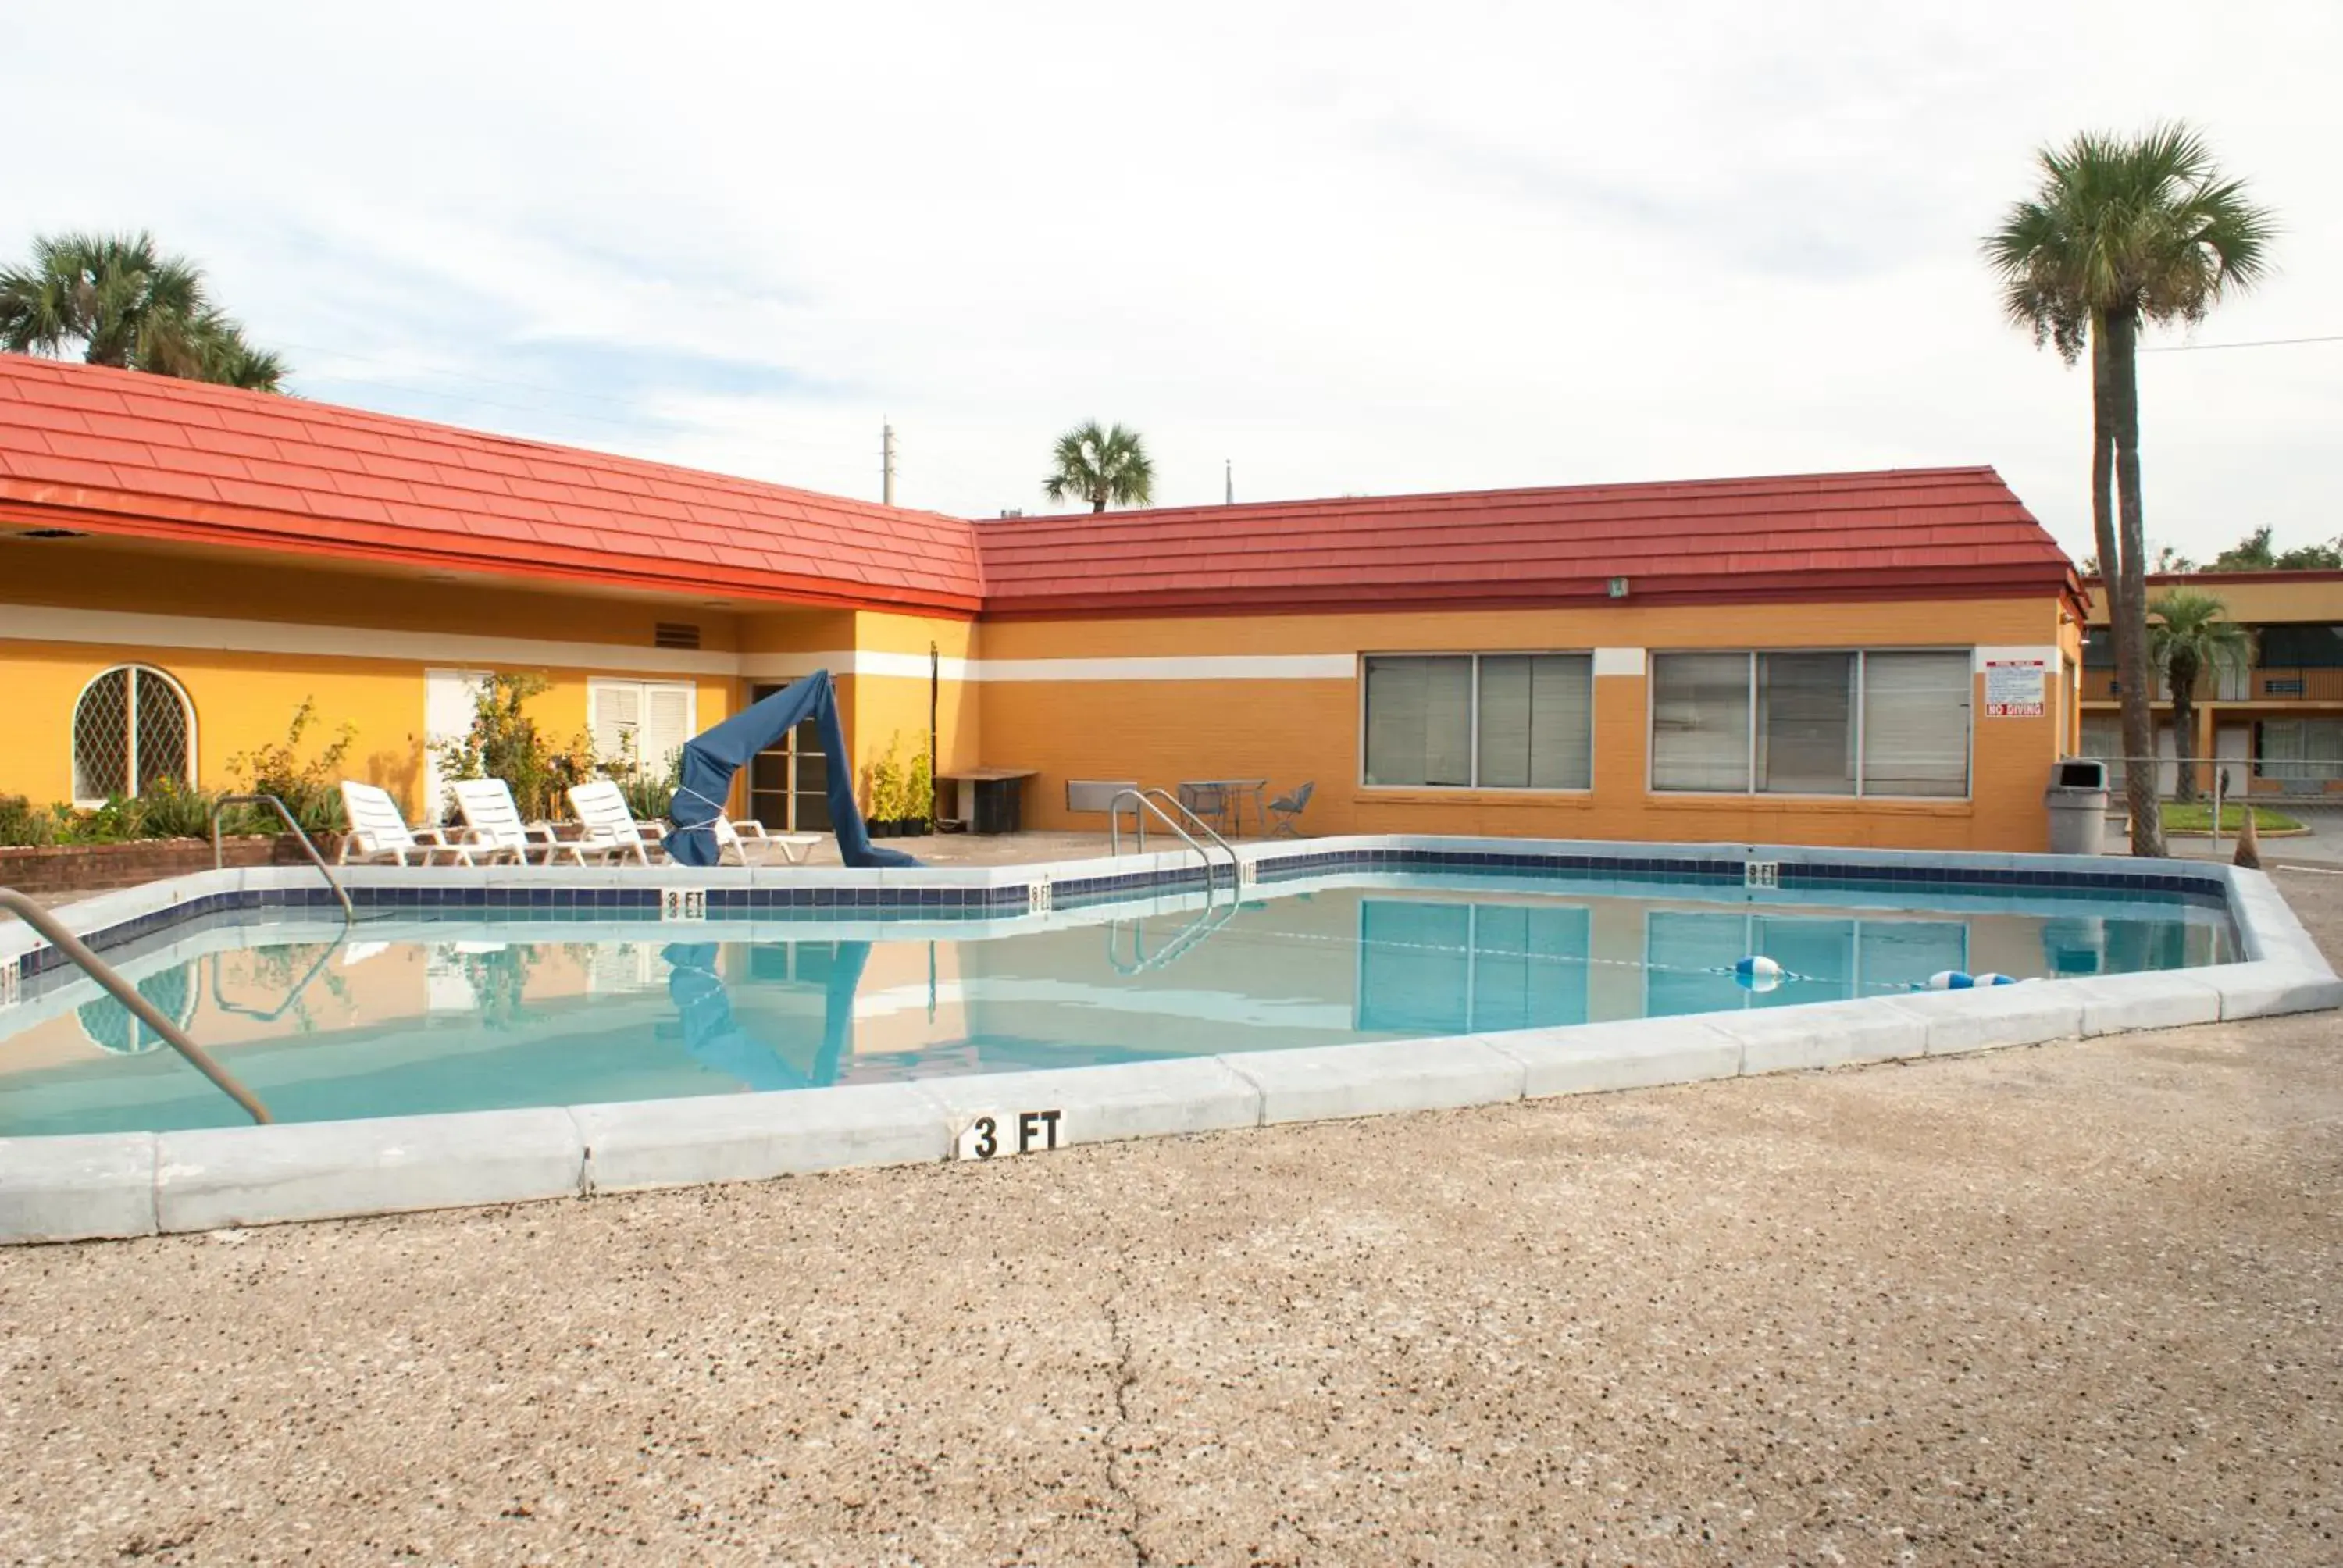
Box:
[0, 835, 341, 897]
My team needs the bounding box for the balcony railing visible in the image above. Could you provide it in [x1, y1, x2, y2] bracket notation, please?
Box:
[2081, 666, 2343, 704]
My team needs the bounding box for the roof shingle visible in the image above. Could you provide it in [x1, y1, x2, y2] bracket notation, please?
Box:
[0, 356, 2074, 619]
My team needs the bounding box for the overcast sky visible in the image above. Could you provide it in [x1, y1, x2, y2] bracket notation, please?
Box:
[3, 2, 2335, 563]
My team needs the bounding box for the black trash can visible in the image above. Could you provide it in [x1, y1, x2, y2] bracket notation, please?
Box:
[971, 775, 1024, 835]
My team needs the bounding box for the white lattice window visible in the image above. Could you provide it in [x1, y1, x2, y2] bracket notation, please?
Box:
[73, 665, 194, 804]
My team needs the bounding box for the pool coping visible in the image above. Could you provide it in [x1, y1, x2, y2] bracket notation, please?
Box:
[3, 836, 2336, 1245]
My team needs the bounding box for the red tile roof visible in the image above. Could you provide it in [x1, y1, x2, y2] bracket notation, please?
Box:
[976, 469, 2077, 615]
[0, 355, 985, 614]
[0, 356, 2076, 620]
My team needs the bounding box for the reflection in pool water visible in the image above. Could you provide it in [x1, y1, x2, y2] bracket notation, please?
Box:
[2, 879, 2233, 1136]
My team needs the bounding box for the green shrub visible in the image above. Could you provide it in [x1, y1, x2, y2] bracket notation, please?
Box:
[430, 673, 600, 821]
[864, 733, 906, 821]
[905, 745, 933, 824]
[125, 779, 234, 840]
[70, 796, 148, 843]
[612, 742, 683, 822]
[228, 697, 356, 835]
[0, 794, 62, 847]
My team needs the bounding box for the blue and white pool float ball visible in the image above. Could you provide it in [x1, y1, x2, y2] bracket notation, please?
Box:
[1928, 970, 2019, 989]
[1735, 954, 1783, 992]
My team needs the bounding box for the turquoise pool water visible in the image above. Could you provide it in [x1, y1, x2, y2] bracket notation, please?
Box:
[0, 876, 2235, 1136]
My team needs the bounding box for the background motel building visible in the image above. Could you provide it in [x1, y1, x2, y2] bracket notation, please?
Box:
[0, 355, 2089, 852]
[2080, 570, 2343, 798]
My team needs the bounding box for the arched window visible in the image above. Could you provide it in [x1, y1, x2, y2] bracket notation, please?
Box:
[72, 665, 194, 804]
[77, 960, 197, 1055]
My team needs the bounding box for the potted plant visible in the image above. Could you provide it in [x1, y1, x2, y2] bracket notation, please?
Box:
[904, 748, 934, 837]
[865, 741, 905, 837]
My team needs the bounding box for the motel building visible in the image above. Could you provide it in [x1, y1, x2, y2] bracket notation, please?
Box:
[0, 355, 2088, 853]
[2080, 572, 2343, 799]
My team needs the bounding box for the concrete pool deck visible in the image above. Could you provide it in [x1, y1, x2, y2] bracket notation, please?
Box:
[0, 867, 2337, 1563]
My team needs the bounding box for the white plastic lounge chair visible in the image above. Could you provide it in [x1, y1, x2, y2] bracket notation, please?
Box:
[337, 781, 476, 866]
[712, 814, 821, 866]
[566, 779, 660, 865]
[451, 778, 600, 866]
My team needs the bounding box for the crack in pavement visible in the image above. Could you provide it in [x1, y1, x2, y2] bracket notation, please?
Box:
[1101, 1284, 1153, 1568]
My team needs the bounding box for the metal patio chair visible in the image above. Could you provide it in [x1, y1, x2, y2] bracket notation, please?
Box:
[1265, 780, 1314, 838]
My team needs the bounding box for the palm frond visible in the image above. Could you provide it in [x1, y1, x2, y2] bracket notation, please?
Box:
[1043, 419, 1153, 511]
[0, 229, 282, 389]
[1984, 121, 2275, 353]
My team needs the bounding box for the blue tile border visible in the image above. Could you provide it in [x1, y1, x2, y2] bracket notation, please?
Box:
[3, 843, 2243, 989]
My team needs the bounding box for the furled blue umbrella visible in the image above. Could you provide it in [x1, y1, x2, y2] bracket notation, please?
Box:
[665, 670, 916, 868]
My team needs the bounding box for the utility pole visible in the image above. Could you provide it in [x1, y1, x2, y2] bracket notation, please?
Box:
[882, 422, 897, 506]
[1225, 458, 1232, 505]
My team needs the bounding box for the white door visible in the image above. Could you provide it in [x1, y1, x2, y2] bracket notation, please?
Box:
[423, 668, 491, 825]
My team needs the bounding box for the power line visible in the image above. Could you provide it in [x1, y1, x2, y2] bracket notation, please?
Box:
[2139, 333, 2343, 354]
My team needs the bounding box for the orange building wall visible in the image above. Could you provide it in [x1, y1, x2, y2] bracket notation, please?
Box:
[979, 597, 2074, 850]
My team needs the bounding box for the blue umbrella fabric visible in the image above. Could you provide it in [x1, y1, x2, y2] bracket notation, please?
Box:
[665, 670, 917, 868]
[661, 940, 872, 1091]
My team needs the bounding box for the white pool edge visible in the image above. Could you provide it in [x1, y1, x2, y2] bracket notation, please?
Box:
[2, 850, 2334, 1245]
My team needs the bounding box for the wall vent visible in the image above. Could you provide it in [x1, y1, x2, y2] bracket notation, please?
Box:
[654, 622, 702, 650]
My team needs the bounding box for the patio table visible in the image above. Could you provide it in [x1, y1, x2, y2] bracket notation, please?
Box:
[1177, 778, 1270, 837]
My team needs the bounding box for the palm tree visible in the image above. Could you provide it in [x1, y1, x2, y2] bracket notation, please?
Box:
[1985, 123, 2273, 856]
[0, 230, 287, 392]
[1043, 421, 1154, 513]
[2149, 590, 2252, 803]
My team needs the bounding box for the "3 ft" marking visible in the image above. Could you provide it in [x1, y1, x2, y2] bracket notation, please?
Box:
[954, 1110, 1065, 1160]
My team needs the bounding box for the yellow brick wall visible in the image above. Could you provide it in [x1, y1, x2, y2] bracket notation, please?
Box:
[0, 540, 754, 818]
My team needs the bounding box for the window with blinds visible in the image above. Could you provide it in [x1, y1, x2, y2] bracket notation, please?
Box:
[589, 680, 698, 775]
[1859, 651, 1970, 797]
[1362, 654, 1592, 789]
[1650, 650, 1971, 797]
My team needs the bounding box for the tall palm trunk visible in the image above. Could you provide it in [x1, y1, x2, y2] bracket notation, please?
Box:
[2099, 307, 2165, 855]
[2169, 651, 2201, 803]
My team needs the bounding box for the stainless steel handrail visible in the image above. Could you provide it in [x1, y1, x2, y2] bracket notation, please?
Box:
[1107, 897, 1240, 975]
[1138, 788, 1242, 870]
[211, 793, 354, 923]
[1, 887, 273, 1124]
[1107, 789, 1226, 891]
[207, 935, 346, 1025]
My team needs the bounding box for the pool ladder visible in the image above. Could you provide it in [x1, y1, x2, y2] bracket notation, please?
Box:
[0, 886, 273, 1124]
[1106, 788, 1242, 895]
[210, 793, 354, 923]
[1107, 897, 1242, 975]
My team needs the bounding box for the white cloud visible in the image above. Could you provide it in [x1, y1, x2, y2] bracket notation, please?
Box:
[2, 0, 2336, 561]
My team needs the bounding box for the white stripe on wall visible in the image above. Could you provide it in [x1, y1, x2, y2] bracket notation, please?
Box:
[0, 604, 741, 677]
[1, 606, 2039, 687]
[0, 606, 1366, 683]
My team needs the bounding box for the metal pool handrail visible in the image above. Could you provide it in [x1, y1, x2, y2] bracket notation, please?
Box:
[0, 887, 273, 1124]
[1106, 789, 1233, 892]
[1107, 897, 1241, 975]
[1139, 788, 1241, 868]
[211, 793, 354, 923]
[207, 934, 347, 1025]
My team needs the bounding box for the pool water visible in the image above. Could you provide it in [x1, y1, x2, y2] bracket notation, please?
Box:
[0, 876, 2234, 1136]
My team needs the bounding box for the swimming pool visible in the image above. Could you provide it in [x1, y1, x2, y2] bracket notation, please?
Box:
[1, 837, 2333, 1243]
[0, 871, 2239, 1137]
